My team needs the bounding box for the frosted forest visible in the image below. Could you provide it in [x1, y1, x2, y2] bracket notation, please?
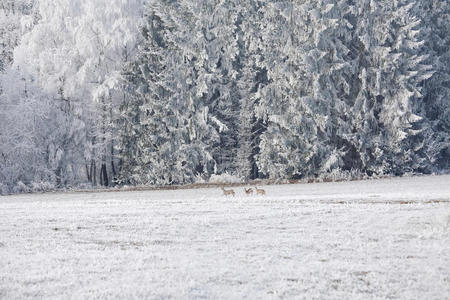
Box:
[0, 0, 449, 194]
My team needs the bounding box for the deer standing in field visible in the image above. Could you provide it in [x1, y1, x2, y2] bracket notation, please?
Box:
[221, 186, 235, 197]
[244, 187, 253, 195]
[255, 186, 265, 195]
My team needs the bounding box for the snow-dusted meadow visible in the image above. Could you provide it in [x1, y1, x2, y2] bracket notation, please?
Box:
[1, 175, 449, 299]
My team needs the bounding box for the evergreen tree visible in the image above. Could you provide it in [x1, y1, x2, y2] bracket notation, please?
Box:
[118, 0, 216, 185]
[183, 0, 242, 175]
[351, 0, 433, 175]
[256, 0, 354, 179]
[235, 0, 266, 181]
[417, 0, 450, 171]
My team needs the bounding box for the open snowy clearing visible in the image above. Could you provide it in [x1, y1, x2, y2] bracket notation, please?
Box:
[1, 175, 449, 299]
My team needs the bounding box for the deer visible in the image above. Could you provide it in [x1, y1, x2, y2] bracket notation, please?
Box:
[255, 186, 265, 196]
[244, 187, 253, 195]
[221, 186, 235, 197]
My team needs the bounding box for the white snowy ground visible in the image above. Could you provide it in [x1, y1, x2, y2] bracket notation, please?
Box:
[1, 176, 449, 299]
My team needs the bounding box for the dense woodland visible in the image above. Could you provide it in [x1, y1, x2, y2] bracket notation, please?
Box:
[0, 0, 449, 194]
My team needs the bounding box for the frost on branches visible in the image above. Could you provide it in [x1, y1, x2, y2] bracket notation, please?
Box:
[0, 0, 449, 193]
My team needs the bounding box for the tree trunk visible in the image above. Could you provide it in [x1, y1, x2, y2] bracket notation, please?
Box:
[92, 160, 97, 186]
[100, 163, 108, 187]
[111, 143, 116, 185]
[85, 163, 91, 182]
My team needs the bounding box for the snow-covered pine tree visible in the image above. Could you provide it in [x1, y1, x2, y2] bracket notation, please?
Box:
[118, 2, 178, 185]
[256, 0, 312, 180]
[118, 0, 217, 185]
[115, 61, 143, 185]
[182, 0, 242, 176]
[348, 0, 383, 175]
[351, 0, 433, 175]
[256, 0, 354, 179]
[304, 0, 356, 176]
[416, 0, 450, 172]
[234, 0, 266, 181]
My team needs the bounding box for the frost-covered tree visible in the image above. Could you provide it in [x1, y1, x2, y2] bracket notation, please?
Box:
[117, 2, 182, 184]
[73, 0, 145, 186]
[234, 0, 266, 181]
[183, 0, 243, 175]
[0, 0, 53, 194]
[302, 0, 356, 176]
[0, 0, 36, 72]
[119, 0, 266, 184]
[13, 0, 92, 186]
[118, 0, 217, 185]
[12, 0, 145, 186]
[0, 67, 65, 193]
[256, 0, 311, 179]
[417, 1, 450, 171]
[350, 0, 433, 175]
[256, 0, 355, 179]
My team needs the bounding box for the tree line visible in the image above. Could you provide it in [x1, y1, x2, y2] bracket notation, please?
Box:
[0, 0, 449, 194]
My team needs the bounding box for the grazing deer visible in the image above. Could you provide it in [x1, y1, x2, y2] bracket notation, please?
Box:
[255, 186, 265, 195]
[244, 187, 253, 195]
[221, 186, 235, 197]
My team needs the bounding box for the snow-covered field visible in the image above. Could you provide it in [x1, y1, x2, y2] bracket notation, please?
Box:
[1, 176, 449, 299]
